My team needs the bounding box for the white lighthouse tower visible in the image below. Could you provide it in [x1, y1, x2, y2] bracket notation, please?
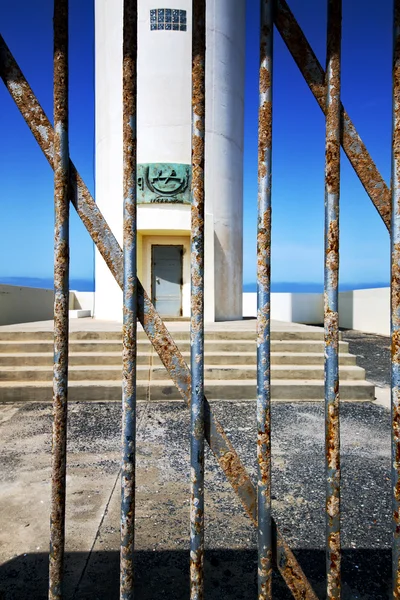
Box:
[94, 0, 246, 321]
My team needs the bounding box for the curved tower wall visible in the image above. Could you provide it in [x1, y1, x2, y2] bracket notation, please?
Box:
[94, 0, 245, 321]
[205, 0, 245, 320]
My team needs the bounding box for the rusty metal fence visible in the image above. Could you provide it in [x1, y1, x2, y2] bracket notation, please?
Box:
[0, 0, 399, 598]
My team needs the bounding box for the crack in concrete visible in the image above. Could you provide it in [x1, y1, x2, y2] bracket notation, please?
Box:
[72, 392, 151, 598]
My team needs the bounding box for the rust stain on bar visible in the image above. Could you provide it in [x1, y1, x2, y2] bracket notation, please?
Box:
[190, 0, 206, 598]
[324, 1, 342, 597]
[392, 2, 400, 597]
[274, 0, 391, 231]
[120, 0, 138, 598]
[49, 0, 70, 598]
[274, 523, 319, 600]
[257, 0, 273, 597]
[0, 36, 318, 599]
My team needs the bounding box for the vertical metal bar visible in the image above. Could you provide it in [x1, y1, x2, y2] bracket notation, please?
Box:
[257, 1, 273, 598]
[120, 1, 138, 598]
[392, 2, 400, 597]
[324, 1, 342, 598]
[49, 0, 69, 597]
[190, 0, 206, 598]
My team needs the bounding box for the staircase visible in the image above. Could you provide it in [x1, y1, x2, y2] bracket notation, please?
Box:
[0, 325, 375, 402]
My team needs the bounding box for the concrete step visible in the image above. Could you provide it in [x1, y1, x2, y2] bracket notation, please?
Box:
[0, 339, 350, 354]
[0, 351, 357, 367]
[0, 329, 331, 342]
[0, 379, 374, 402]
[0, 364, 366, 382]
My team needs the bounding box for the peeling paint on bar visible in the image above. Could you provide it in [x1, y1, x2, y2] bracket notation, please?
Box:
[274, 0, 391, 231]
[257, 0, 273, 598]
[324, 1, 341, 598]
[120, 1, 138, 598]
[49, 1, 69, 598]
[392, 3, 400, 597]
[0, 35, 318, 599]
[190, 1, 206, 597]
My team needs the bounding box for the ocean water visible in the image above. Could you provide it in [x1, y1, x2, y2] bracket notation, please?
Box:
[0, 277, 390, 294]
[0, 277, 95, 291]
[243, 282, 389, 293]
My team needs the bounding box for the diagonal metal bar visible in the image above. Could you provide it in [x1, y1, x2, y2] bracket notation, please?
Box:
[0, 36, 124, 284]
[0, 34, 318, 600]
[274, 0, 391, 231]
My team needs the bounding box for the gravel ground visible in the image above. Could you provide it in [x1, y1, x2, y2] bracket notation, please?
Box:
[341, 330, 390, 387]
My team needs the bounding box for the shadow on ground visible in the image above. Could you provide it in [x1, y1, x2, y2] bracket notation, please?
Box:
[0, 548, 391, 599]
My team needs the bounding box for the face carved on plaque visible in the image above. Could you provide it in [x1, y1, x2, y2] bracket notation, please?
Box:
[146, 165, 189, 195]
[137, 163, 191, 204]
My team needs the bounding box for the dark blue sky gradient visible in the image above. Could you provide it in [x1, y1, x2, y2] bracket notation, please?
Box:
[0, 0, 393, 287]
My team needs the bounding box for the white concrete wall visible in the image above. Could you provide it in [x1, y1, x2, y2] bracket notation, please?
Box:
[244, 288, 390, 336]
[339, 287, 390, 336]
[243, 292, 324, 324]
[70, 291, 95, 312]
[138, 204, 190, 231]
[0, 285, 54, 325]
[290, 293, 324, 324]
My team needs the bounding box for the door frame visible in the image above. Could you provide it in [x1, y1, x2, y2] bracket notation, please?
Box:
[140, 234, 191, 317]
[151, 244, 183, 317]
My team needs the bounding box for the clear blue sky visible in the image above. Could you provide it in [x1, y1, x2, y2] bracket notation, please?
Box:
[0, 0, 393, 289]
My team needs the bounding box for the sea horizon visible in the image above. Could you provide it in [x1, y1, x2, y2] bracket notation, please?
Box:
[0, 276, 390, 294]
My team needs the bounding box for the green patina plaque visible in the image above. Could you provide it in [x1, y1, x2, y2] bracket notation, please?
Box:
[137, 163, 191, 204]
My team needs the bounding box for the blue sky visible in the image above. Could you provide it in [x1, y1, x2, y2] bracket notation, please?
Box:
[0, 0, 393, 289]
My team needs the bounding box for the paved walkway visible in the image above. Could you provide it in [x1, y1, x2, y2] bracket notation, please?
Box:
[0, 317, 325, 334]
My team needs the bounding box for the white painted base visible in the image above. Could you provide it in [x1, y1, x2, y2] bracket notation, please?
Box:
[243, 288, 391, 337]
[243, 292, 324, 325]
[339, 287, 390, 336]
[69, 310, 92, 319]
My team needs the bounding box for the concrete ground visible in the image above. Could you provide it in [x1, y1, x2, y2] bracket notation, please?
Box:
[0, 322, 393, 599]
[0, 317, 328, 334]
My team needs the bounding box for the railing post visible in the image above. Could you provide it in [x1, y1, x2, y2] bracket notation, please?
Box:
[324, 1, 342, 598]
[120, 1, 138, 598]
[391, 1, 400, 597]
[49, 0, 70, 597]
[257, 0, 273, 598]
[190, 0, 206, 597]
